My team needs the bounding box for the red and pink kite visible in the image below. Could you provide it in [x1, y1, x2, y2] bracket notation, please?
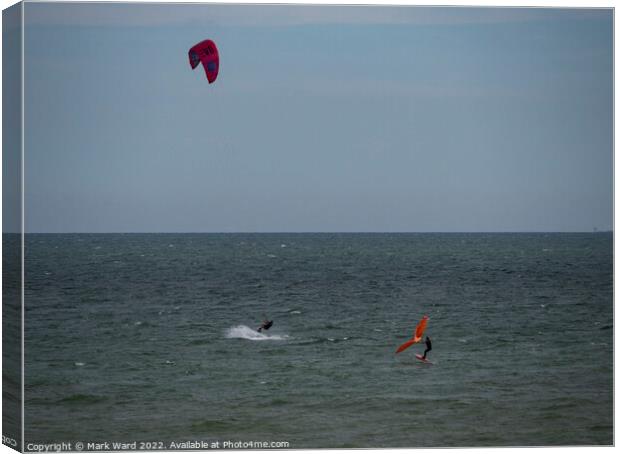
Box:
[188, 39, 219, 84]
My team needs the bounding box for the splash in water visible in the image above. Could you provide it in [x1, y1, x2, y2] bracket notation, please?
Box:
[225, 325, 289, 341]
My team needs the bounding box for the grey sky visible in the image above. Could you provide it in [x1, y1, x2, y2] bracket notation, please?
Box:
[16, 3, 613, 232]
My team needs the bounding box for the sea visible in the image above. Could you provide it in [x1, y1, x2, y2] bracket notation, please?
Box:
[11, 233, 614, 448]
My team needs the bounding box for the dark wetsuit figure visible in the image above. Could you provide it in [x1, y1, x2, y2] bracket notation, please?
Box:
[422, 336, 432, 359]
[258, 320, 273, 332]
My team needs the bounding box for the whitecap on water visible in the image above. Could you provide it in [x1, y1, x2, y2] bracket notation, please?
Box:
[225, 325, 288, 341]
[74, 362, 85, 367]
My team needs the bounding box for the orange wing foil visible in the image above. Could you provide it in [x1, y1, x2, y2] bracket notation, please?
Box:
[412, 315, 429, 343]
[395, 339, 417, 354]
[395, 315, 429, 354]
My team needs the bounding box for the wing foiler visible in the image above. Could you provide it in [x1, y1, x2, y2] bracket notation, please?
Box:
[395, 315, 429, 354]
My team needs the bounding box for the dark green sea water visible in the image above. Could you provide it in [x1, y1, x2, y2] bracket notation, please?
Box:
[20, 233, 613, 447]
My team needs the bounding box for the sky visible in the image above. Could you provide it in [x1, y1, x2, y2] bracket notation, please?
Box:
[10, 2, 614, 232]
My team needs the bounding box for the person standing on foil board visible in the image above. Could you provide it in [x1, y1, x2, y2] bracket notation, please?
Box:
[422, 336, 432, 360]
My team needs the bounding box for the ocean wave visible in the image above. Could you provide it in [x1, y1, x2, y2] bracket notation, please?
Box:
[57, 393, 108, 404]
[225, 325, 289, 341]
[191, 419, 236, 431]
[291, 336, 351, 346]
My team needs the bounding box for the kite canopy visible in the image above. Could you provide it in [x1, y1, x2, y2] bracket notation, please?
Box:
[395, 315, 429, 354]
[188, 39, 219, 83]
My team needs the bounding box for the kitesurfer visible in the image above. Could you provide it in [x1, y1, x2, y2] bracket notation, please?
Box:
[422, 336, 432, 359]
[257, 319, 273, 333]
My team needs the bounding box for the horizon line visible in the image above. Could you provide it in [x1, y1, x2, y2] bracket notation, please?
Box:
[7, 230, 614, 235]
